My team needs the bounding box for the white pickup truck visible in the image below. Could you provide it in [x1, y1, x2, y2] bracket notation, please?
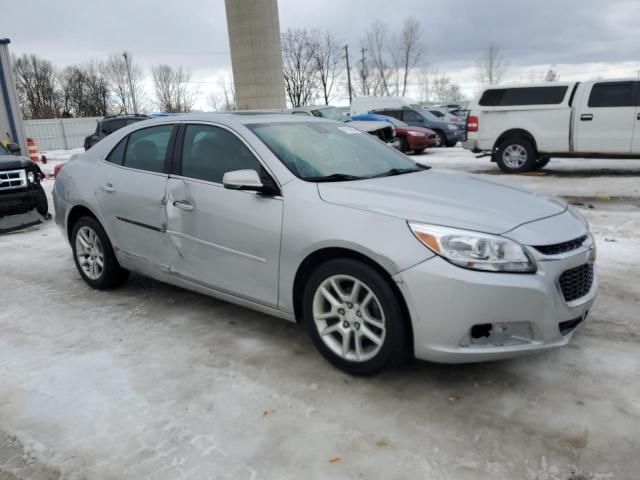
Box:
[463, 79, 640, 173]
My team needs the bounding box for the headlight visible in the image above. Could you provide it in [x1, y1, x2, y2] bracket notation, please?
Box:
[446, 124, 458, 131]
[407, 131, 426, 137]
[27, 171, 36, 183]
[408, 222, 536, 273]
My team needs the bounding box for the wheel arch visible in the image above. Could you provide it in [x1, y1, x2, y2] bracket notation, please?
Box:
[66, 204, 102, 243]
[292, 247, 414, 356]
[493, 128, 538, 159]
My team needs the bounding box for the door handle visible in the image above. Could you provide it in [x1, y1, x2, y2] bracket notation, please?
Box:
[101, 183, 115, 193]
[580, 114, 593, 121]
[173, 200, 194, 212]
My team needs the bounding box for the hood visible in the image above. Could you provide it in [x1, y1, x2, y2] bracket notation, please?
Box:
[317, 169, 566, 234]
[396, 126, 435, 135]
[348, 120, 392, 134]
[0, 155, 32, 170]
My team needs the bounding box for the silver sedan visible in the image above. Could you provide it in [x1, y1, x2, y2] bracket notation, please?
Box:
[53, 114, 597, 375]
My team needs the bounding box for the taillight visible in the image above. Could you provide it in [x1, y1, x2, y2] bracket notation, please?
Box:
[53, 163, 64, 177]
[466, 115, 479, 132]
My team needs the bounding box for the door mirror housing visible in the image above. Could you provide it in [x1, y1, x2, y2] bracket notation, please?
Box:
[6, 142, 21, 154]
[223, 169, 264, 192]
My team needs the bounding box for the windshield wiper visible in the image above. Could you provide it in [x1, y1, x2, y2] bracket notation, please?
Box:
[370, 165, 431, 178]
[305, 173, 365, 182]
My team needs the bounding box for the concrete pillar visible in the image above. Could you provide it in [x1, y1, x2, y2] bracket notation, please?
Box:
[0, 38, 27, 155]
[224, 0, 286, 110]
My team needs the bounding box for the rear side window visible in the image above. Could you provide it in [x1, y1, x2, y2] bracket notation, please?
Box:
[122, 125, 173, 173]
[479, 86, 568, 106]
[102, 119, 126, 135]
[106, 138, 127, 165]
[180, 124, 264, 184]
[588, 82, 634, 107]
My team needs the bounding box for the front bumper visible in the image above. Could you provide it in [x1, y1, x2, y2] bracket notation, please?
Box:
[0, 190, 42, 233]
[394, 245, 597, 363]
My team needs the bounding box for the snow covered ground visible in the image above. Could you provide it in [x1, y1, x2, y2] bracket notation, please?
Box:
[1, 149, 639, 479]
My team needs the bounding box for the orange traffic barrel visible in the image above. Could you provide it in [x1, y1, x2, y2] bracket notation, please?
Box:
[27, 138, 40, 163]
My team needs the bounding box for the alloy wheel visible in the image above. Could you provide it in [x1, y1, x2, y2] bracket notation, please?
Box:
[502, 144, 528, 169]
[312, 274, 386, 362]
[75, 226, 104, 280]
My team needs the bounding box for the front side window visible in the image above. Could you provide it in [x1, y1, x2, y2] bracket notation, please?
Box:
[402, 110, 423, 122]
[588, 82, 634, 108]
[248, 121, 422, 181]
[180, 124, 264, 183]
[122, 124, 173, 173]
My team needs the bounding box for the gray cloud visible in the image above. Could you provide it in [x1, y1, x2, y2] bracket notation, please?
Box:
[3, 0, 639, 79]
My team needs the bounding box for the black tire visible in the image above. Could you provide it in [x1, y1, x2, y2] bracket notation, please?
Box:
[433, 131, 445, 148]
[33, 184, 49, 217]
[494, 137, 538, 173]
[399, 137, 409, 153]
[71, 216, 129, 289]
[303, 258, 408, 376]
[413, 148, 426, 155]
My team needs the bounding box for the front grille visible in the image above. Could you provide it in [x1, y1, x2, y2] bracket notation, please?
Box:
[559, 263, 594, 302]
[0, 169, 27, 191]
[534, 235, 588, 255]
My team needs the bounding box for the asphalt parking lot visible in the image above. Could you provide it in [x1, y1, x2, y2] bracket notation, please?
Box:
[1, 150, 639, 480]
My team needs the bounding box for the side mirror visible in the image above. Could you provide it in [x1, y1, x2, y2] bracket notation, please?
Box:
[223, 169, 264, 192]
[6, 142, 21, 154]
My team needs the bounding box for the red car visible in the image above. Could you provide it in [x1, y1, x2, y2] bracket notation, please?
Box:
[351, 113, 438, 154]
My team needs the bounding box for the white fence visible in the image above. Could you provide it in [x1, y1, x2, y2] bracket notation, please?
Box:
[24, 117, 99, 151]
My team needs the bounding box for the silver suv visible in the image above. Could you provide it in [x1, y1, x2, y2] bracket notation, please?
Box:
[54, 114, 597, 375]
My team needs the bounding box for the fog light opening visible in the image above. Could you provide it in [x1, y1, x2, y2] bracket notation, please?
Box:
[471, 323, 493, 339]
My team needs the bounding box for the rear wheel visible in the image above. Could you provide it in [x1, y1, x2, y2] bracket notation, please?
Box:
[494, 137, 538, 173]
[303, 258, 408, 375]
[71, 216, 129, 289]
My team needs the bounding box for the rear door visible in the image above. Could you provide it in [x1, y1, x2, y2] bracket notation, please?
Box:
[400, 109, 426, 127]
[95, 124, 176, 271]
[575, 81, 636, 154]
[165, 123, 283, 306]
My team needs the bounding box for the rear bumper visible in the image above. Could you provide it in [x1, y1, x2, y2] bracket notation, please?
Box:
[395, 247, 597, 363]
[445, 129, 466, 144]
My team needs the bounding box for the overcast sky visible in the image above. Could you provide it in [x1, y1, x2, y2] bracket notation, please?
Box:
[3, 0, 640, 106]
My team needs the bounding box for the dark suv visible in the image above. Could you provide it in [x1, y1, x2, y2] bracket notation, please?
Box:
[0, 142, 49, 233]
[84, 114, 149, 150]
[372, 107, 465, 147]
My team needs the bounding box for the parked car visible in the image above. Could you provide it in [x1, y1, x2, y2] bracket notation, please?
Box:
[84, 114, 150, 150]
[350, 96, 421, 116]
[290, 106, 396, 144]
[351, 112, 437, 153]
[1, 142, 49, 233]
[372, 107, 465, 147]
[464, 79, 640, 173]
[55, 113, 597, 375]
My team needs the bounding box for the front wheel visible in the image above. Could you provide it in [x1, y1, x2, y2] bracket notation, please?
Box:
[494, 137, 538, 173]
[71, 216, 129, 289]
[433, 131, 445, 148]
[303, 259, 408, 375]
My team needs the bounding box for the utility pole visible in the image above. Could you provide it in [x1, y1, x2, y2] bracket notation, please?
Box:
[122, 51, 138, 114]
[359, 47, 368, 95]
[344, 45, 353, 104]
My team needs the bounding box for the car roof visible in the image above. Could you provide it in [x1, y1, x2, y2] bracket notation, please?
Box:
[127, 112, 334, 129]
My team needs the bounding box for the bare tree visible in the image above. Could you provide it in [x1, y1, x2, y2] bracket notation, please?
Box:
[105, 52, 146, 114]
[476, 43, 508, 85]
[544, 68, 560, 82]
[207, 76, 236, 112]
[390, 18, 424, 97]
[282, 28, 318, 107]
[151, 64, 198, 113]
[365, 21, 392, 96]
[13, 54, 61, 119]
[311, 30, 343, 105]
[59, 60, 110, 117]
[431, 72, 465, 103]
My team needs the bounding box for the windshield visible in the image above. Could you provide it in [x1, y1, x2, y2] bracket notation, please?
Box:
[312, 107, 349, 122]
[248, 121, 423, 181]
